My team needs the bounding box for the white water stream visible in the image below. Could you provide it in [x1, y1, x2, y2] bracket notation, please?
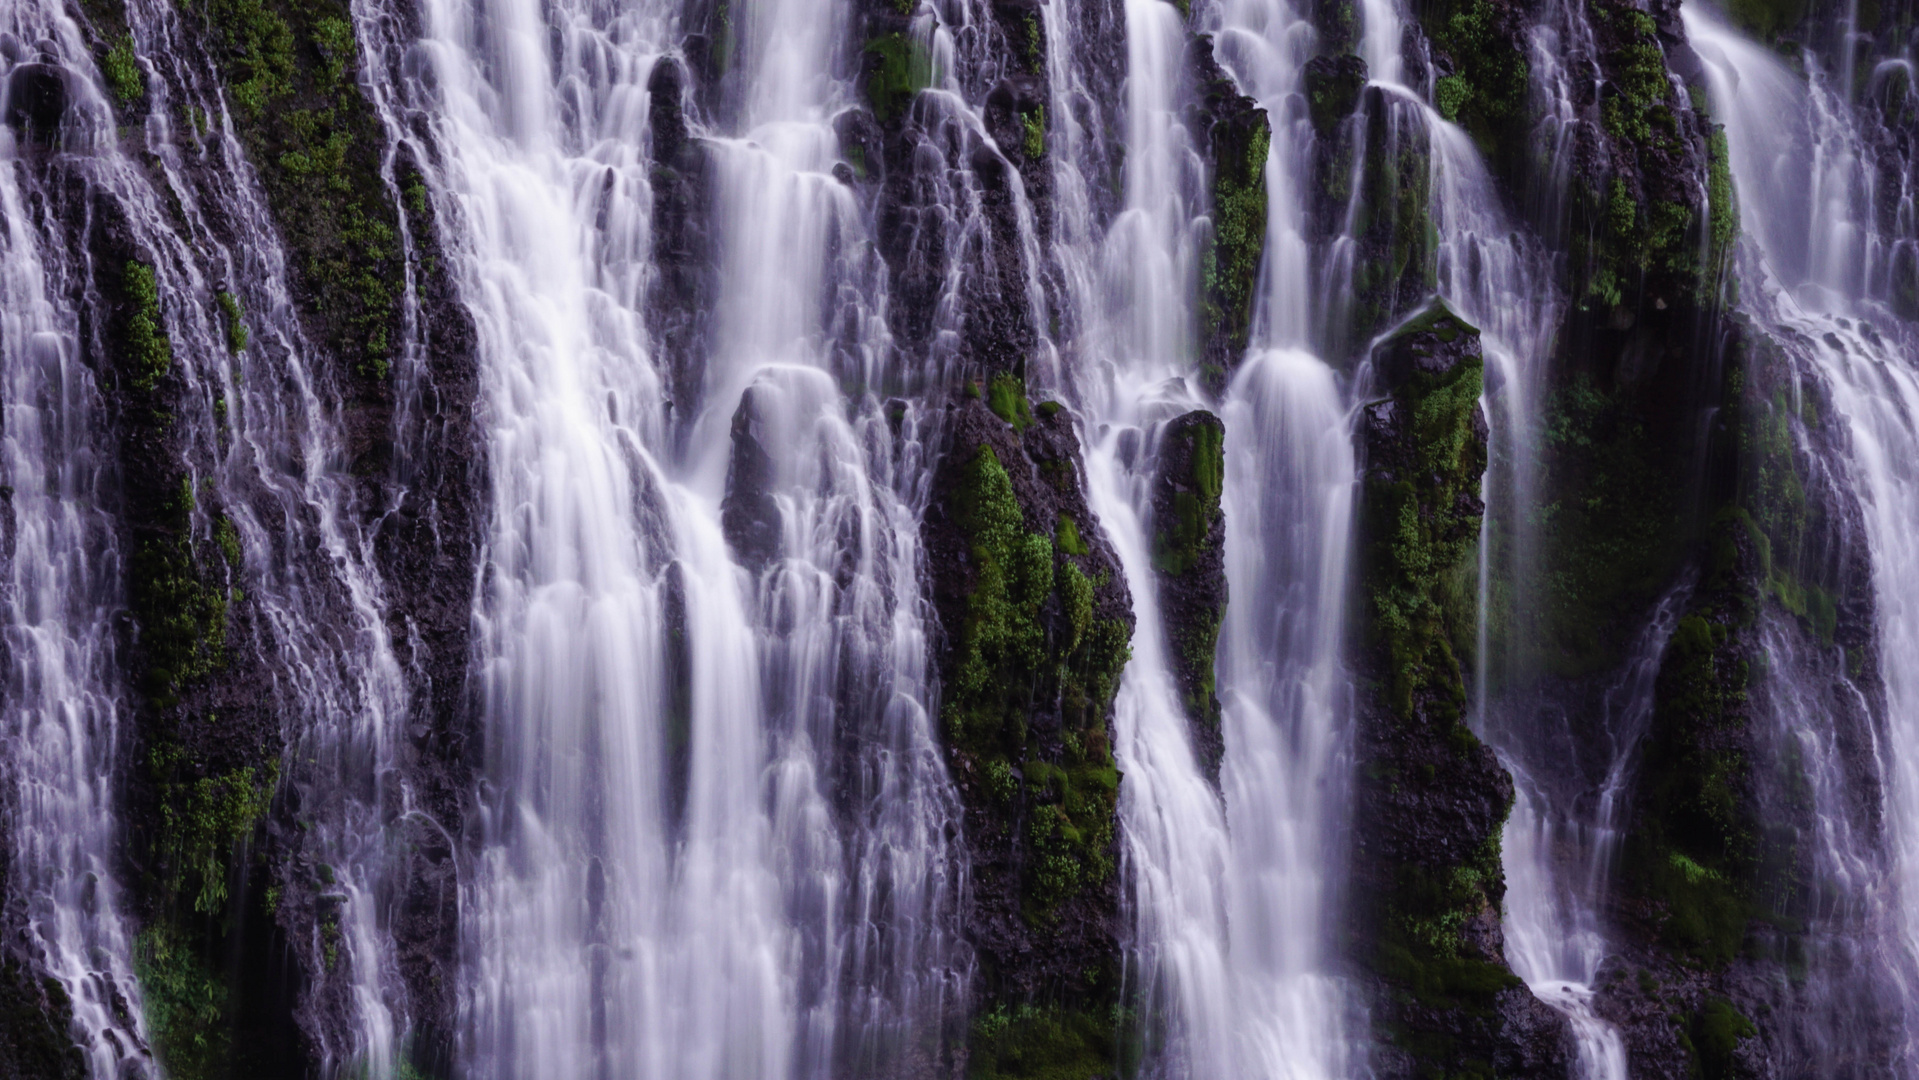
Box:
[1689, 5, 1919, 1066]
[363, 0, 967, 1075]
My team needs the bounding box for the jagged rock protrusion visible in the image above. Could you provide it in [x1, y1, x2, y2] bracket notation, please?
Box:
[1349, 301, 1575, 1078]
[646, 55, 717, 423]
[3, 63, 68, 144]
[1150, 409, 1227, 784]
[721, 384, 782, 570]
[0, 951, 85, 1080]
[1303, 54, 1366, 136]
[923, 383, 1133, 1072]
[1191, 36, 1269, 390]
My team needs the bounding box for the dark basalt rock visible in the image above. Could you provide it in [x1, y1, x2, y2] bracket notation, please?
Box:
[647, 55, 718, 425]
[923, 389, 1133, 1065]
[1189, 35, 1269, 389]
[0, 957, 85, 1080]
[1349, 302, 1573, 1078]
[721, 384, 783, 570]
[1303, 54, 1366, 136]
[3, 63, 68, 142]
[1149, 409, 1227, 784]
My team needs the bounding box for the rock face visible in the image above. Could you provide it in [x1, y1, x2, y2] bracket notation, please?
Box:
[922, 385, 1134, 1076]
[1303, 54, 1366, 136]
[1191, 37, 1269, 389]
[1150, 409, 1227, 784]
[1349, 302, 1575, 1078]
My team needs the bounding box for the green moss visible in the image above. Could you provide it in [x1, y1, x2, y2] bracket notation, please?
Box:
[1694, 998, 1757, 1079]
[199, 0, 401, 380]
[1361, 326, 1485, 722]
[945, 446, 1055, 739]
[104, 36, 145, 104]
[214, 516, 244, 568]
[862, 34, 932, 124]
[1599, 14, 1669, 143]
[152, 749, 278, 915]
[216, 291, 248, 354]
[1724, 0, 1808, 38]
[968, 1003, 1114, 1080]
[133, 481, 232, 702]
[1151, 418, 1223, 577]
[1626, 607, 1754, 965]
[1021, 105, 1046, 160]
[124, 262, 174, 392]
[205, 0, 297, 115]
[1427, 0, 1530, 159]
[1371, 836, 1520, 1028]
[136, 925, 231, 1080]
[1533, 377, 1685, 675]
[1200, 115, 1269, 373]
[1055, 515, 1089, 556]
[942, 441, 1130, 920]
[988, 374, 1034, 431]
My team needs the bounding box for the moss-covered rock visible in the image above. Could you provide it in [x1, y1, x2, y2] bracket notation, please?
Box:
[1348, 302, 1572, 1077]
[1335, 89, 1435, 360]
[1304, 53, 1368, 136]
[1420, 0, 1531, 178]
[0, 956, 85, 1080]
[924, 385, 1133, 1077]
[1193, 37, 1270, 390]
[1150, 410, 1228, 783]
[195, 0, 403, 383]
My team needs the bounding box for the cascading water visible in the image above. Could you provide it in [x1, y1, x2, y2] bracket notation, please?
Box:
[1048, 0, 1362, 1071]
[1495, 596, 1683, 1080]
[1689, 4, 1919, 1065]
[362, 0, 968, 1074]
[0, 11, 150, 1074]
[5, 0, 419, 1073]
[1049, 0, 1236, 1071]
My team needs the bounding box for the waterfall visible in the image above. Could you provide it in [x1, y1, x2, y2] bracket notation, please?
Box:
[1690, 5, 1919, 1065]
[1049, 0, 1363, 1069]
[1057, 0, 1235, 1071]
[6, 0, 418, 1072]
[1495, 596, 1682, 1080]
[357, 0, 968, 1074]
[1, 8, 150, 1074]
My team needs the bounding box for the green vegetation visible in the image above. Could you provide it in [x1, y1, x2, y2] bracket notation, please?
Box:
[1200, 116, 1269, 382]
[1360, 311, 1485, 723]
[132, 480, 232, 702]
[861, 34, 932, 124]
[1694, 997, 1757, 1079]
[987, 374, 1035, 431]
[1346, 123, 1434, 353]
[152, 750, 277, 915]
[941, 436, 1129, 922]
[969, 1003, 1115, 1080]
[1150, 419, 1222, 577]
[1021, 105, 1046, 160]
[104, 36, 145, 104]
[216, 291, 248, 354]
[136, 926, 231, 1080]
[1627, 609, 1753, 964]
[199, 0, 402, 379]
[1372, 836, 1521, 1013]
[1427, 0, 1530, 163]
[124, 262, 175, 392]
[1533, 376, 1685, 676]
[1598, 10, 1670, 144]
[1724, 0, 1808, 39]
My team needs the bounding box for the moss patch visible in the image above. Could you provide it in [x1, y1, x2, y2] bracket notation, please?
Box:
[198, 0, 402, 379]
[968, 1003, 1115, 1080]
[136, 924, 232, 1080]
